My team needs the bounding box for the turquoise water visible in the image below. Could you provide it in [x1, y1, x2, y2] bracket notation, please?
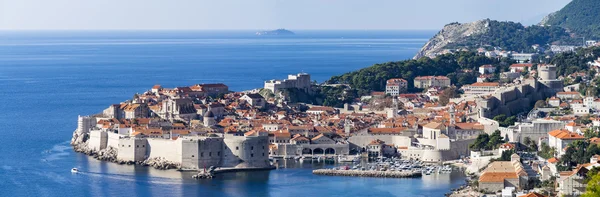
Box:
[0, 30, 466, 196]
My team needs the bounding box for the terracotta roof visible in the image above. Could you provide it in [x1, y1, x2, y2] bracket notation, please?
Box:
[152, 85, 162, 89]
[307, 106, 335, 112]
[510, 63, 533, 68]
[454, 122, 484, 130]
[548, 129, 584, 140]
[368, 139, 385, 145]
[371, 91, 385, 96]
[368, 127, 406, 134]
[557, 92, 580, 95]
[386, 78, 407, 85]
[291, 135, 310, 141]
[423, 122, 444, 130]
[518, 192, 547, 197]
[414, 76, 449, 80]
[467, 82, 500, 87]
[478, 172, 518, 183]
[590, 137, 600, 145]
[500, 143, 515, 149]
[480, 64, 494, 68]
[311, 133, 328, 141]
[547, 157, 559, 164]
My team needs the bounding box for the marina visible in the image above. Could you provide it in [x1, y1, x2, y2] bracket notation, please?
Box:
[313, 169, 422, 178]
[277, 157, 456, 178]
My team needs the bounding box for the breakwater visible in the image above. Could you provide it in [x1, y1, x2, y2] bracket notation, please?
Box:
[312, 169, 422, 178]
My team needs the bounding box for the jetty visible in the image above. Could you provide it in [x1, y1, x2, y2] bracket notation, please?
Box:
[312, 169, 422, 178]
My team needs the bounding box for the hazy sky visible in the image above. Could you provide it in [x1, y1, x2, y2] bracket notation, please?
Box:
[0, 0, 571, 30]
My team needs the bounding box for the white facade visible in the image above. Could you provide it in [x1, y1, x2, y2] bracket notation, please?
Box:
[264, 73, 311, 93]
[385, 78, 407, 96]
[461, 82, 500, 95]
[479, 65, 495, 74]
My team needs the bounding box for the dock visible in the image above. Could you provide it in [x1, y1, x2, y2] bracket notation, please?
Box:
[312, 169, 422, 178]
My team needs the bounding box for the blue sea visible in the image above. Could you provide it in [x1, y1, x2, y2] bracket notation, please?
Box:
[0, 30, 467, 196]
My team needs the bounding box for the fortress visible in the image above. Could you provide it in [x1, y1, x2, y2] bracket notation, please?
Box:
[264, 73, 311, 93]
[451, 64, 563, 120]
[74, 116, 271, 170]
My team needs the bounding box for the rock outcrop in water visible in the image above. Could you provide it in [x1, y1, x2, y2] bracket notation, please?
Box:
[142, 157, 179, 170]
[413, 19, 490, 59]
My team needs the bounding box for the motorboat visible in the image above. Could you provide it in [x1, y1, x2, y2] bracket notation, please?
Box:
[71, 168, 79, 173]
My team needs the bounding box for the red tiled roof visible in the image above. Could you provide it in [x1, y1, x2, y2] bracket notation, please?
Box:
[467, 82, 500, 87]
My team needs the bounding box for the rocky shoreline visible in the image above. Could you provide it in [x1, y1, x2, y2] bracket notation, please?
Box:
[70, 131, 179, 170]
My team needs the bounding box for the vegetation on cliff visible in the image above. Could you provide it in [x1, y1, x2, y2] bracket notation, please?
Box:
[541, 0, 600, 39]
[445, 20, 571, 53]
[469, 130, 505, 151]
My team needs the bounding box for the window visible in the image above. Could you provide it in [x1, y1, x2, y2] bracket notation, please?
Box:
[209, 152, 212, 157]
[136, 145, 139, 148]
[191, 155, 194, 158]
[251, 146, 254, 150]
[201, 152, 204, 157]
[217, 152, 220, 156]
[142, 145, 145, 147]
[262, 146, 265, 150]
[128, 145, 131, 147]
[262, 153, 265, 156]
[236, 146, 239, 150]
[251, 154, 254, 157]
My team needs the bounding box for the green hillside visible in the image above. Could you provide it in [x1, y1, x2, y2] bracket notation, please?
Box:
[542, 0, 600, 39]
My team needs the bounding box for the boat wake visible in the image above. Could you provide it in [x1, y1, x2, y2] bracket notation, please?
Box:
[41, 141, 72, 162]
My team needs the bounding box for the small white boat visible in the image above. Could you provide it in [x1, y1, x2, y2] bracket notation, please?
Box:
[71, 168, 79, 173]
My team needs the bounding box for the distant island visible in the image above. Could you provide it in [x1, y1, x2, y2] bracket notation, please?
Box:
[255, 29, 295, 36]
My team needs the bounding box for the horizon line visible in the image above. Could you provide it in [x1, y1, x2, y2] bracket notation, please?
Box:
[0, 28, 439, 32]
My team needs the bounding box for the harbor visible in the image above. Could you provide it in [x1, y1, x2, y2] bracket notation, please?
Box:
[313, 169, 421, 178]
[276, 156, 457, 178]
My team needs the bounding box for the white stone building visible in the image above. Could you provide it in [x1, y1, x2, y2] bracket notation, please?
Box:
[479, 64, 496, 74]
[385, 78, 407, 96]
[264, 73, 311, 93]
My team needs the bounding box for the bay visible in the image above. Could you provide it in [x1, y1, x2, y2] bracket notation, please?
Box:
[0, 30, 466, 196]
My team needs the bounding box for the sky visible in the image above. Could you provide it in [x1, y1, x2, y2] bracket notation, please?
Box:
[0, 0, 572, 30]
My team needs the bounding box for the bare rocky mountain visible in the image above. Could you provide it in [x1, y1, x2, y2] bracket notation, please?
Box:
[413, 19, 490, 59]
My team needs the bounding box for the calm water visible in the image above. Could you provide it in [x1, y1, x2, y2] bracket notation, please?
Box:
[0, 30, 466, 196]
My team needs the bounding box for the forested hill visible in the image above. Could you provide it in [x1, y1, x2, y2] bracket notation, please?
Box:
[541, 0, 600, 39]
[327, 51, 515, 96]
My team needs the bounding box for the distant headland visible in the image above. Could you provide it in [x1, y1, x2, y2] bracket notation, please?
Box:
[255, 29, 295, 36]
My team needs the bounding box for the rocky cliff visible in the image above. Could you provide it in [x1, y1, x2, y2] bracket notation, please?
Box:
[413, 19, 490, 59]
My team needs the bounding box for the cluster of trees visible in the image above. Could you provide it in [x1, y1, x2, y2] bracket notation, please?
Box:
[583, 172, 600, 197]
[543, 0, 600, 40]
[469, 130, 505, 151]
[446, 20, 571, 53]
[522, 137, 538, 152]
[491, 149, 516, 162]
[492, 114, 517, 127]
[312, 85, 358, 108]
[551, 47, 600, 77]
[559, 140, 600, 169]
[326, 51, 514, 96]
[438, 87, 459, 106]
[538, 143, 557, 159]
